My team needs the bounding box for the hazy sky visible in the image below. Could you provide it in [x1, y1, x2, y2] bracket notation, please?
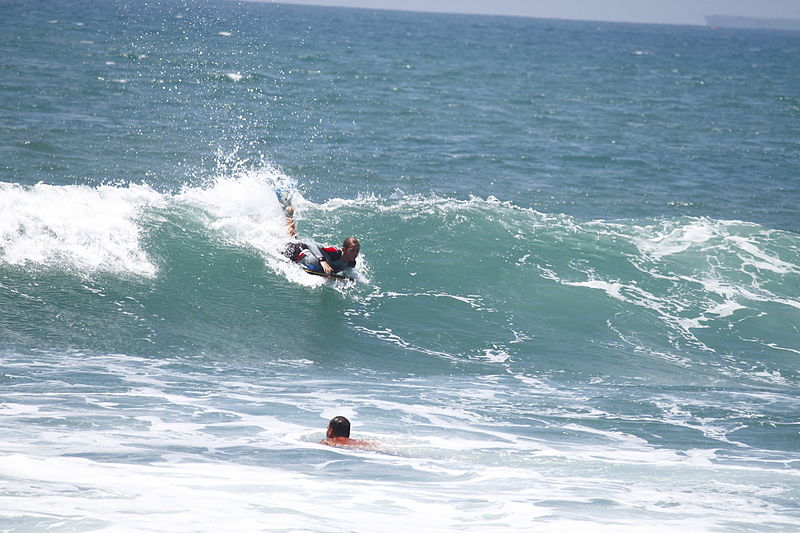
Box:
[267, 0, 800, 26]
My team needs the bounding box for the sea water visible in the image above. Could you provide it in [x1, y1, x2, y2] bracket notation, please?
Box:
[1, 1, 799, 531]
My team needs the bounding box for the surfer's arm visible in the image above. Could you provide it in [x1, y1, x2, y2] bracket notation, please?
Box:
[318, 259, 333, 275]
[302, 243, 333, 274]
[300, 243, 326, 273]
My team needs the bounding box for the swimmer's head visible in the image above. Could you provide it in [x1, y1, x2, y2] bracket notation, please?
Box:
[327, 416, 351, 438]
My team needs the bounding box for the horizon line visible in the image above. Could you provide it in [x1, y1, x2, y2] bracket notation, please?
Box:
[242, 1, 710, 28]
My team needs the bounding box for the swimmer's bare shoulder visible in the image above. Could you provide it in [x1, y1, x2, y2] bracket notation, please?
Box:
[322, 436, 376, 449]
[322, 416, 377, 449]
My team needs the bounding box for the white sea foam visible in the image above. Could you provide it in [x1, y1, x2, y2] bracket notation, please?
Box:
[0, 166, 348, 285]
[482, 347, 510, 363]
[633, 218, 720, 260]
[173, 164, 367, 288]
[176, 168, 288, 244]
[726, 234, 799, 274]
[537, 217, 800, 363]
[0, 182, 164, 277]
[2, 350, 799, 532]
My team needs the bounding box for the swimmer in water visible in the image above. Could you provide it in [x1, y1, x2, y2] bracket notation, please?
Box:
[321, 416, 373, 448]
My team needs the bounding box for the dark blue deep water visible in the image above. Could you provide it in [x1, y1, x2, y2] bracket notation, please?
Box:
[1, 1, 799, 531]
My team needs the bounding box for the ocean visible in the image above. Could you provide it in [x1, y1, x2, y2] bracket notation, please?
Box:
[1, 0, 799, 531]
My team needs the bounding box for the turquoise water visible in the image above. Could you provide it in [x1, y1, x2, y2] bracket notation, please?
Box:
[1, 1, 799, 531]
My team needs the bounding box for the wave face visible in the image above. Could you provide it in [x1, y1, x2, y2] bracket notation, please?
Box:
[2, 174, 798, 383]
[2, 1, 800, 531]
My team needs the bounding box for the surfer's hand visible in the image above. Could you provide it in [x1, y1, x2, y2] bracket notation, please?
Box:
[320, 260, 333, 275]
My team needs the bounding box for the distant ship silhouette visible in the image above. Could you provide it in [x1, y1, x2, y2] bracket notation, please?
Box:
[705, 15, 800, 31]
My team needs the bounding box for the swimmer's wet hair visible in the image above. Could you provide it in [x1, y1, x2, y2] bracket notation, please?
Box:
[328, 416, 351, 437]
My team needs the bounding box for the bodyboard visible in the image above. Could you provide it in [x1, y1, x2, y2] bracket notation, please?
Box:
[301, 265, 356, 282]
